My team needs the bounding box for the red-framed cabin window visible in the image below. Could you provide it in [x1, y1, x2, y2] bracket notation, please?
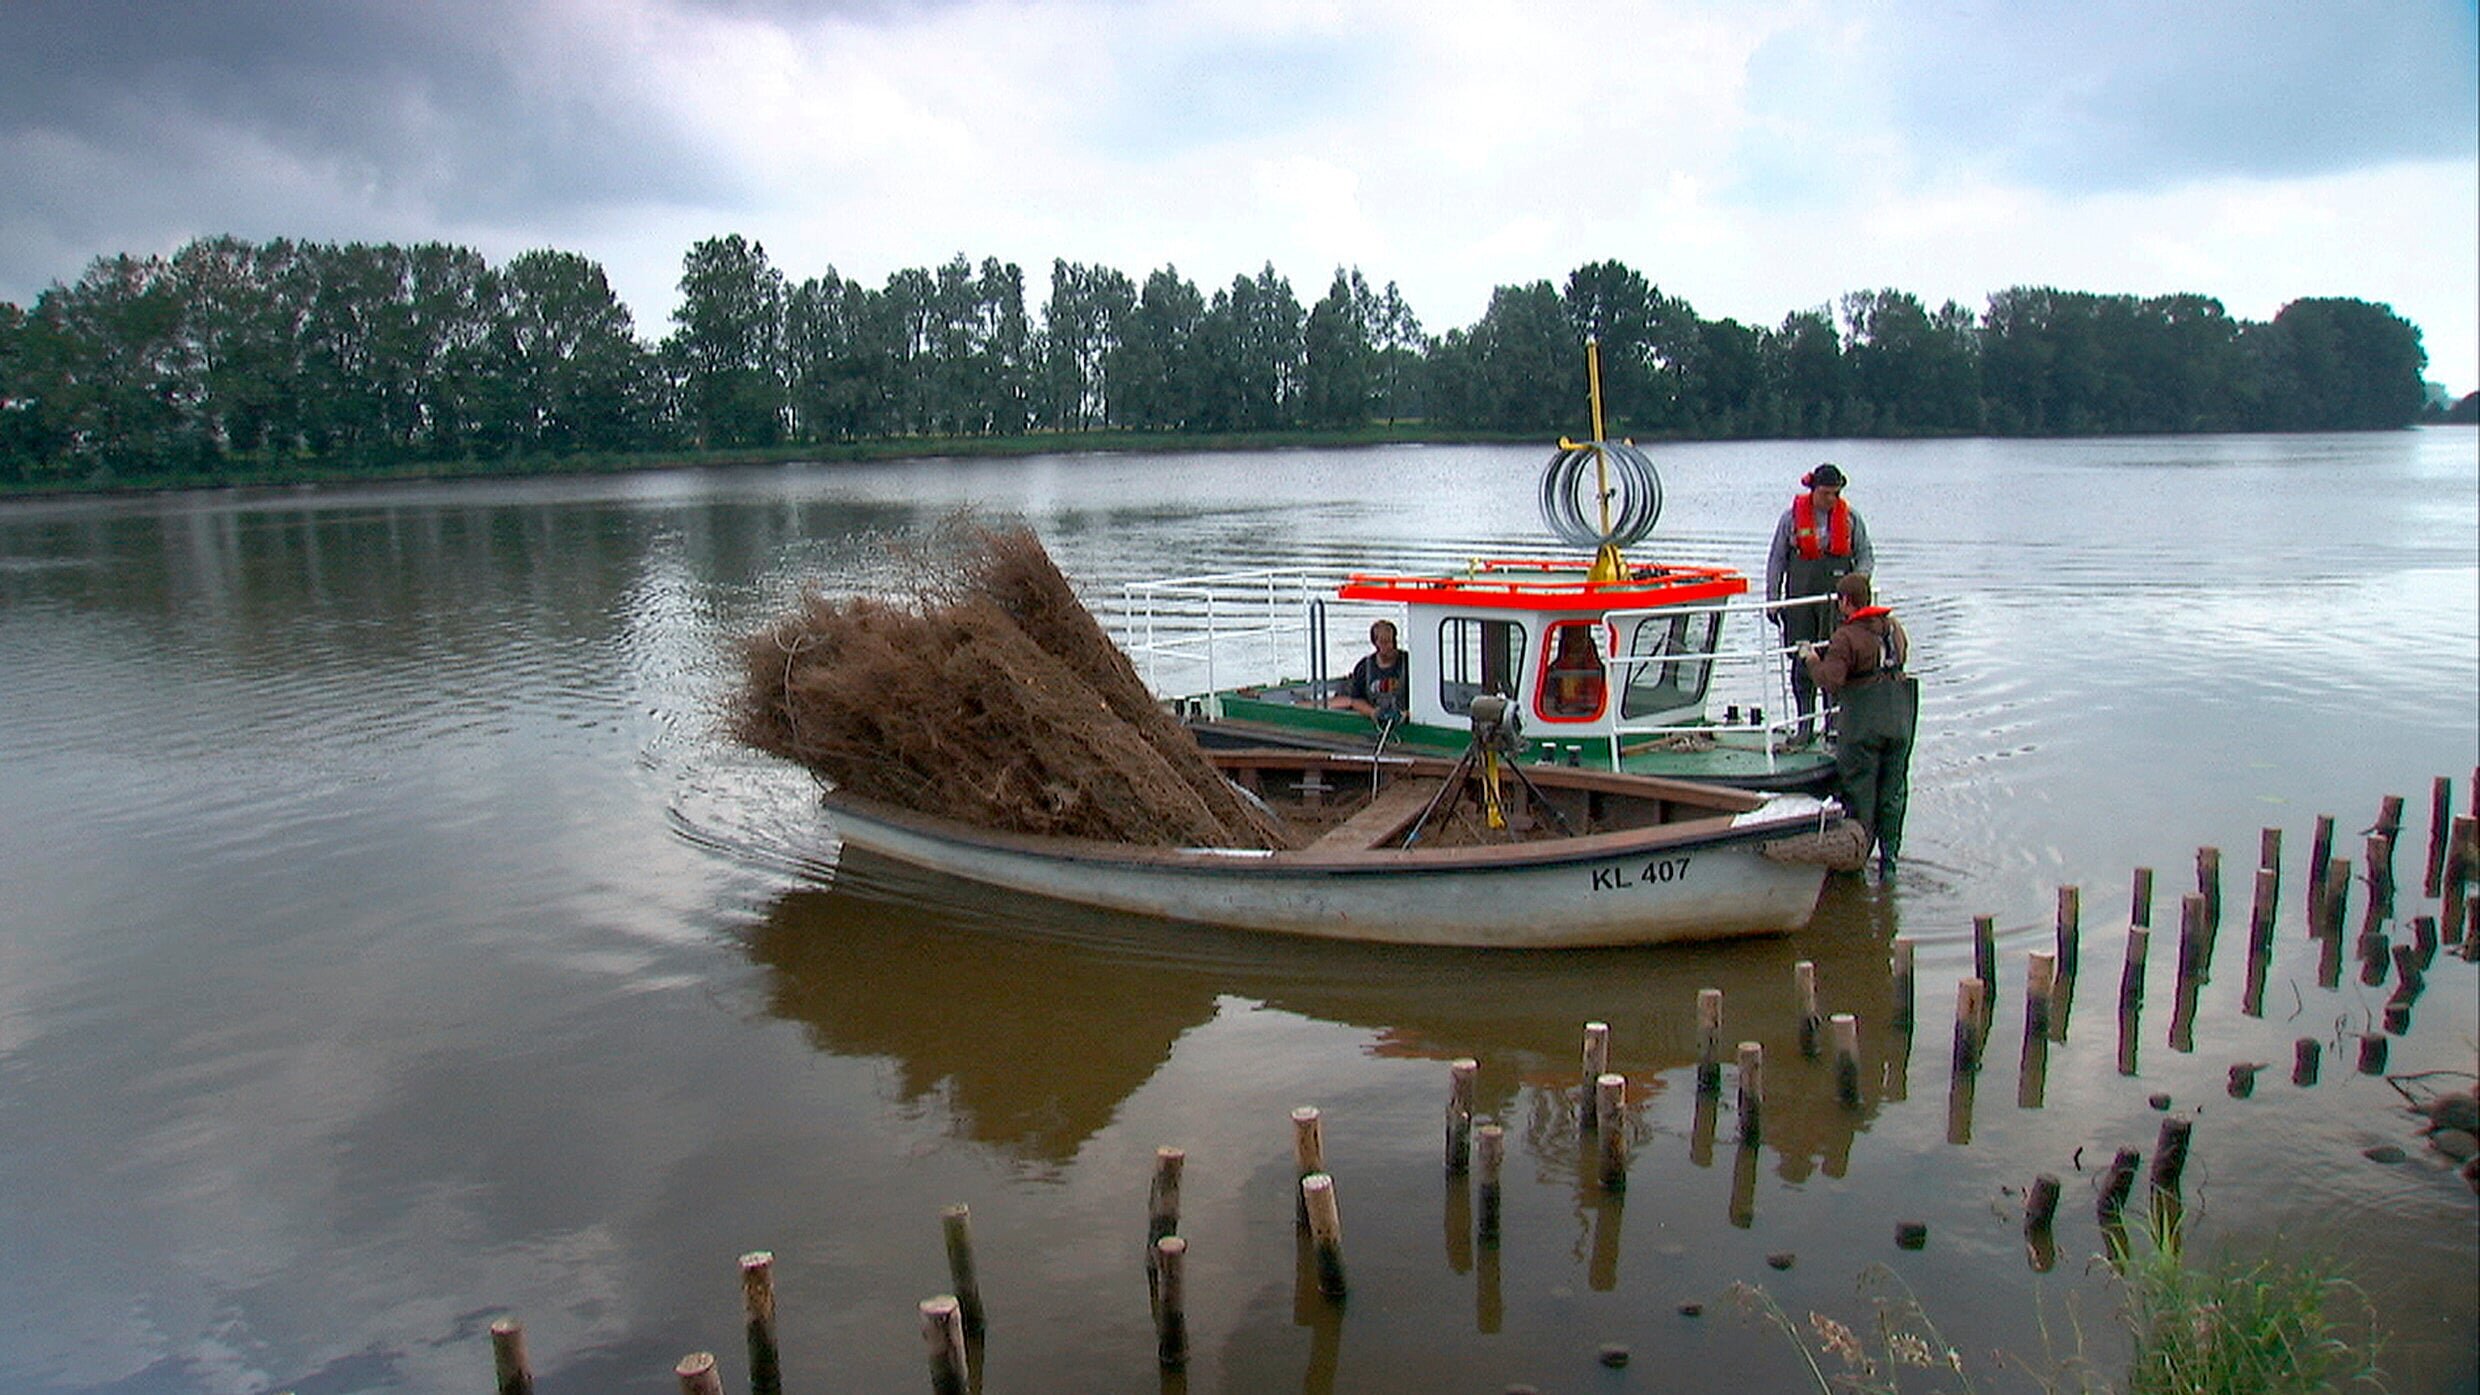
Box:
[1537, 621, 1608, 721]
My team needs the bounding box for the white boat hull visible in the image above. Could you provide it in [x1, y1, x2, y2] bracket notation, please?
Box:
[819, 780, 1839, 949]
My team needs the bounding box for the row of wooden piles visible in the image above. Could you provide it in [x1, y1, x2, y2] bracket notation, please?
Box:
[467, 781, 2474, 1395]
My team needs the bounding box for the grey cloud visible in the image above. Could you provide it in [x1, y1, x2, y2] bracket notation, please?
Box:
[675, 0, 977, 18]
[1088, 33, 1393, 161]
[0, 0, 743, 298]
[1757, 0, 2477, 191]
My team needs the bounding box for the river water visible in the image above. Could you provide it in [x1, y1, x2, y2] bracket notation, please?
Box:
[0, 431, 2473, 1394]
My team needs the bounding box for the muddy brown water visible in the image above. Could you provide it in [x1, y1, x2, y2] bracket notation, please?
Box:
[0, 431, 2472, 1393]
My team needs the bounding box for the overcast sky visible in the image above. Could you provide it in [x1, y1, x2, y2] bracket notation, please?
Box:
[3, 0, 2474, 393]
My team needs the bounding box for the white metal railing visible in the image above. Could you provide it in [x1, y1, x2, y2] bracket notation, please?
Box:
[1586, 594, 1839, 773]
[1107, 566, 1849, 772]
[1107, 568, 1399, 709]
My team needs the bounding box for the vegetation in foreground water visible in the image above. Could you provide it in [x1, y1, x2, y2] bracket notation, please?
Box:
[1732, 1265, 1977, 1393]
[1733, 1217, 2386, 1395]
[2109, 1220, 2386, 1395]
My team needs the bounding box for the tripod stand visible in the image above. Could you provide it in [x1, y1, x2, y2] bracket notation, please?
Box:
[1399, 722, 1577, 849]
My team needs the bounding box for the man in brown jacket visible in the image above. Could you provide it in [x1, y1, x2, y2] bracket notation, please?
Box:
[1799, 572, 1916, 880]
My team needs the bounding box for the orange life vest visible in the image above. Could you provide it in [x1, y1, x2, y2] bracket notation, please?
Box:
[1791, 492, 1852, 560]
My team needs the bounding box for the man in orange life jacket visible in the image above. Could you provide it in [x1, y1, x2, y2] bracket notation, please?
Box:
[1764, 463, 1873, 744]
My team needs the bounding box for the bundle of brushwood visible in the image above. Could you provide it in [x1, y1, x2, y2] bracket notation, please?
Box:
[732, 521, 1286, 850]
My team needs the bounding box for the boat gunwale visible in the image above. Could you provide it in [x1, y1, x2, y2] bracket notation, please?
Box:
[1208, 748, 1767, 812]
[817, 750, 1832, 876]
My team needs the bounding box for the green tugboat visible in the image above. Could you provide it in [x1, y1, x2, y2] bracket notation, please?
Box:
[1114, 343, 1842, 795]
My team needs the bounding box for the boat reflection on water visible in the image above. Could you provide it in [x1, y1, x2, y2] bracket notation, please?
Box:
[741, 839, 1907, 1185]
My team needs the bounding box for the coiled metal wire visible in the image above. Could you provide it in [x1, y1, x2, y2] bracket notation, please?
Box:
[1538, 440, 1663, 549]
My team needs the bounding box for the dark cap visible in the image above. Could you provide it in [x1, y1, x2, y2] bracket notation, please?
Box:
[1802, 463, 1848, 489]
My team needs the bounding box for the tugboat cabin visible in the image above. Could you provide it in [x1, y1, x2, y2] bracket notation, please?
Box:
[1338, 557, 1744, 737]
[1116, 341, 1841, 794]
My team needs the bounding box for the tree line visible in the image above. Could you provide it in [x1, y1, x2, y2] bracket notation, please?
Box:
[0, 232, 2437, 486]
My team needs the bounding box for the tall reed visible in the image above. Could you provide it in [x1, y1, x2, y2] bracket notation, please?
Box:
[1730, 1265, 1975, 1394]
[1731, 1222, 2387, 1395]
[2114, 1223, 2385, 1395]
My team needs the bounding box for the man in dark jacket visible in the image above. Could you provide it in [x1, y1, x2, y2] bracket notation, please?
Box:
[1801, 572, 1914, 880]
[1331, 619, 1408, 723]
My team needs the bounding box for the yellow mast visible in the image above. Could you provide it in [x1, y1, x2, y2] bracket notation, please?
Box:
[1584, 338, 1625, 583]
[1553, 338, 1633, 582]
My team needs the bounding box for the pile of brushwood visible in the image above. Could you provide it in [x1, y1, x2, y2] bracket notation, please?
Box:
[731, 520, 1286, 849]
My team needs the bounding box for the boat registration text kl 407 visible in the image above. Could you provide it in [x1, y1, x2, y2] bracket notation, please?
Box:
[1593, 855, 1693, 892]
